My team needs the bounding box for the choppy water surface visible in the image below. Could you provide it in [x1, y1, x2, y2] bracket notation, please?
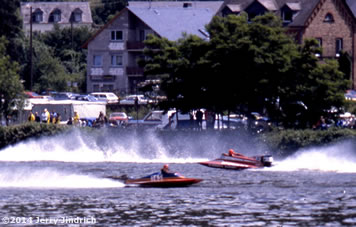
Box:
[1, 129, 356, 226]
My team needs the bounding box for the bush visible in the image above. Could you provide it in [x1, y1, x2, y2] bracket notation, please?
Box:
[261, 128, 356, 156]
[0, 123, 69, 149]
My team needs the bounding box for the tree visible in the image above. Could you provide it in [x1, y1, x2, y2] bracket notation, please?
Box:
[0, 0, 24, 61]
[141, 14, 349, 129]
[31, 40, 73, 92]
[0, 37, 25, 125]
[206, 13, 298, 117]
[142, 34, 210, 112]
[19, 25, 93, 92]
[281, 39, 349, 127]
[91, 0, 128, 25]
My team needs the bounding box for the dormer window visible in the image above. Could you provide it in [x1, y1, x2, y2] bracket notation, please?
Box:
[281, 3, 300, 25]
[49, 9, 61, 23]
[32, 9, 43, 23]
[282, 9, 293, 22]
[324, 13, 334, 23]
[70, 8, 82, 23]
[245, 1, 268, 22]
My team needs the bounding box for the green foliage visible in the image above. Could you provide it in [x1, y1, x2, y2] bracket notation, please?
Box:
[0, 37, 25, 125]
[19, 25, 93, 93]
[91, 0, 128, 25]
[0, 122, 69, 149]
[261, 128, 356, 156]
[345, 100, 356, 114]
[143, 34, 211, 112]
[141, 13, 349, 129]
[279, 39, 350, 127]
[28, 40, 69, 92]
[0, 0, 24, 62]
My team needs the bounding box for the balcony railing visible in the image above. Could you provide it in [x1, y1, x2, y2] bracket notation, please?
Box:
[126, 67, 144, 76]
[126, 41, 145, 50]
[90, 75, 116, 81]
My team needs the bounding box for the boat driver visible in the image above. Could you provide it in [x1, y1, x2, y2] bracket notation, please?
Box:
[161, 164, 175, 177]
[228, 149, 236, 156]
[228, 149, 243, 157]
[161, 164, 170, 174]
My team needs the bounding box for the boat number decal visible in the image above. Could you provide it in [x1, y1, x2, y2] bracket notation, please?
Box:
[151, 174, 163, 181]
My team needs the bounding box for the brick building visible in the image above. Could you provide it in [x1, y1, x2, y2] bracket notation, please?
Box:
[218, 0, 356, 88]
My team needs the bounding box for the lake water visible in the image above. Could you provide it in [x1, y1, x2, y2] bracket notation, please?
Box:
[0, 128, 356, 226]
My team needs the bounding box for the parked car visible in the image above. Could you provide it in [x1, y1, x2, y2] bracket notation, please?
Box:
[75, 94, 101, 102]
[24, 91, 43, 99]
[120, 95, 149, 105]
[90, 92, 119, 104]
[52, 92, 79, 100]
[126, 110, 192, 130]
[109, 112, 129, 123]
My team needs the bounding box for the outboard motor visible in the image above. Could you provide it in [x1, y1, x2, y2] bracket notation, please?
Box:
[261, 155, 273, 167]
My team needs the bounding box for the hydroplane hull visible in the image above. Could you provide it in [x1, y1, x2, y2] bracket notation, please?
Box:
[199, 153, 273, 170]
[124, 172, 202, 187]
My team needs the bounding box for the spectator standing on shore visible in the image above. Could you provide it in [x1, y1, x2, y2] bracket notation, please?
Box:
[28, 112, 35, 122]
[55, 113, 61, 124]
[41, 109, 50, 123]
[35, 112, 40, 122]
[73, 111, 80, 125]
[196, 109, 203, 130]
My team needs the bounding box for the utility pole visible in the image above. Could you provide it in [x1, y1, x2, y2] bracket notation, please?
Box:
[29, 5, 33, 90]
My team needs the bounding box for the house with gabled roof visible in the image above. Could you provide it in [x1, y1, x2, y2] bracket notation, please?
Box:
[218, 0, 356, 89]
[83, 1, 223, 94]
[20, 2, 93, 36]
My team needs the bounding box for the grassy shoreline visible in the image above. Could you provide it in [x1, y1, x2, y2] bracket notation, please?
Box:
[1, 123, 356, 156]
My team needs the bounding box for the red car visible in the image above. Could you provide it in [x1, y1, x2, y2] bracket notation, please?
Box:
[109, 112, 128, 123]
[24, 91, 43, 99]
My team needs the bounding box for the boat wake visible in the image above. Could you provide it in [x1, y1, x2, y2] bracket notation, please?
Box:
[0, 129, 207, 163]
[0, 167, 124, 188]
[268, 141, 356, 173]
[0, 129, 242, 163]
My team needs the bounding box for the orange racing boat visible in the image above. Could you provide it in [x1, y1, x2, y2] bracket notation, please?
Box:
[124, 172, 203, 187]
[199, 152, 273, 170]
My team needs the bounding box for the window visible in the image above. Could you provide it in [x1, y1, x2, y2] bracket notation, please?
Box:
[336, 38, 343, 54]
[111, 55, 123, 67]
[316, 38, 323, 47]
[93, 84, 100, 92]
[32, 9, 43, 23]
[49, 9, 61, 23]
[282, 10, 293, 22]
[324, 13, 334, 23]
[71, 9, 82, 23]
[102, 84, 114, 92]
[111, 30, 123, 41]
[139, 30, 145, 42]
[93, 55, 102, 66]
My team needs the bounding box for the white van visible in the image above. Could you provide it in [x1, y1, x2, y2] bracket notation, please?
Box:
[90, 92, 119, 104]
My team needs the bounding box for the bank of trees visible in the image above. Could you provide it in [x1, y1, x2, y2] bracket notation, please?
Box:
[0, 37, 25, 125]
[141, 13, 350, 128]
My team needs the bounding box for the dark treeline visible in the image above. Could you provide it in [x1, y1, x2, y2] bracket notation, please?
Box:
[141, 13, 350, 129]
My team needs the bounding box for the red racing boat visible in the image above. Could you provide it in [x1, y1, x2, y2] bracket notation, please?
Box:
[199, 152, 273, 170]
[124, 172, 203, 187]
